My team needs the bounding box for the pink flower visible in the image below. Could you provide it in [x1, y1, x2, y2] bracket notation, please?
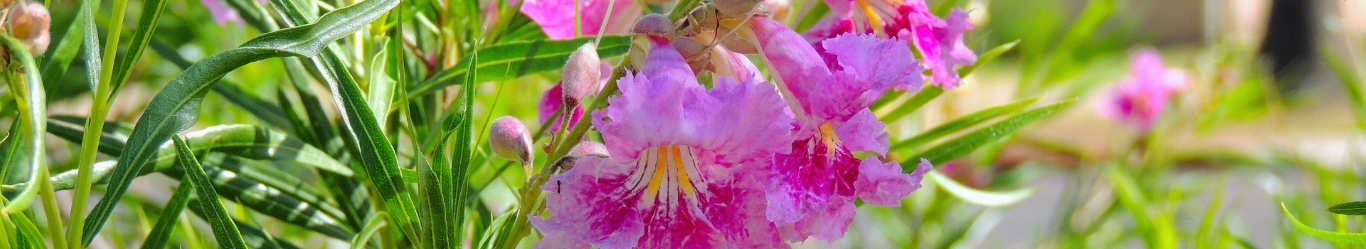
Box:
[199, 0, 241, 26]
[530, 35, 792, 249]
[803, 0, 976, 89]
[1106, 49, 1188, 130]
[520, 0, 642, 39]
[747, 16, 929, 242]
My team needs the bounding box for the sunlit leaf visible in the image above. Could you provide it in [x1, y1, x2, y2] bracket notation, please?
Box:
[927, 170, 1034, 207]
[1283, 203, 1366, 245]
[174, 136, 248, 248]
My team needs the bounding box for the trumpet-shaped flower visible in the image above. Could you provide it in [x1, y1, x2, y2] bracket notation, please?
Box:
[748, 16, 929, 242]
[803, 0, 976, 88]
[520, 0, 642, 39]
[1105, 49, 1188, 130]
[530, 36, 792, 249]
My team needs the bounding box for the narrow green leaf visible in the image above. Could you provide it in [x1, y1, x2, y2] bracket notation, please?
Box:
[408, 36, 631, 98]
[879, 86, 944, 124]
[148, 38, 299, 131]
[1328, 201, 1366, 216]
[350, 212, 388, 249]
[367, 46, 396, 128]
[909, 99, 1073, 166]
[39, 0, 87, 84]
[174, 136, 248, 249]
[0, 35, 47, 214]
[927, 170, 1033, 207]
[10, 212, 43, 249]
[141, 183, 192, 249]
[81, 0, 397, 241]
[794, 1, 829, 32]
[108, 0, 169, 95]
[312, 42, 421, 243]
[892, 97, 1039, 152]
[1284, 202, 1366, 245]
[182, 196, 301, 249]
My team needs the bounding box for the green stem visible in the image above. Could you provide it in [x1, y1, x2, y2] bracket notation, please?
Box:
[69, 0, 126, 247]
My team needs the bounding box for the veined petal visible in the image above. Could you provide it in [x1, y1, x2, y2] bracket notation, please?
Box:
[749, 16, 832, 115]
[822, 33, 923, 92]
[533, 157, 646, 249]
[915, 8, 976, 89]
[766, 137, 860, 224]
[833, 108, 889, 154]
[696, 76, 795, 165]
[854, 158, 926, 206]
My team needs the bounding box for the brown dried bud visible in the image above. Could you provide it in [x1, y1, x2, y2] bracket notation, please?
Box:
[714, 0, 763, 18]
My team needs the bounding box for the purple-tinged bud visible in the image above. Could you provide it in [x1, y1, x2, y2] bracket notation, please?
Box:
[489, 116, 534, 167]
[567, 141, 609, 159]
[714, 0, 762, 18]
[632, 14, 673, 38]
[7, 1, 49, 55]
[561, 43, 600, 109]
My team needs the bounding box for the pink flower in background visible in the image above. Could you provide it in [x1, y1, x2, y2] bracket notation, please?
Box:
[199, 0, 241, 25]
[803, 0, 976, 89]
[748, 16, 929, 242]
[1106, 49, 1188, 130]
[520, 0, 642, 39]
[530, 35, 792, 249]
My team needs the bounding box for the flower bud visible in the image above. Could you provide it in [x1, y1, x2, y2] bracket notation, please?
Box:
[489, 116, 534, 167]
[632, 14, 674, 38]
[567, 141, 609, 159]
[714, 0, 763, 18]
[561, 43, 600, 109]
[7, 1, 49, 55]
[672, 38, 711, 74]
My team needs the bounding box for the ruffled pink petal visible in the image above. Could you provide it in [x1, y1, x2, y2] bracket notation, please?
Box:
[708, 46, 765, 84]
[696, 76, 796, 165]
[765, 137, 860, 224]
[778, 196, 856, 242]
[749, 16, 832, 115]
[822, 33, 923, 92]
[913, 8, 976, 89]
[520, 0, 642, 39]
[854, 158, 927, 206]
[537, 83, 585, 133]
[532, 157, 646, 249]
[833, 108, 890, 154]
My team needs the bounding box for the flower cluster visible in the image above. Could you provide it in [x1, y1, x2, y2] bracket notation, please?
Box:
[1104, 49, 1188, 131]
[500, 1, 978, 247]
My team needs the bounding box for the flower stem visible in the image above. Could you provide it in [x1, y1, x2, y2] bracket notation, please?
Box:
[68, 0, 127, 247]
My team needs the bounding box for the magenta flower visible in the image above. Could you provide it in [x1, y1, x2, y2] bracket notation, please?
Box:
[1105, 49, 1188, 130]
[520, 0, 642, 39]
[747, 16, 930, 242]
[530, 36, 792, 248]
[803, 0, 976, 89]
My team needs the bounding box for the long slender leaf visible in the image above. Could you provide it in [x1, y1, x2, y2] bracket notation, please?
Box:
[407, 36, 631, 98]
[880, 86, 944, 124]
[108, 0, 169, 96]
[892, 97, 1039, 151]
[312, 46, 421, 243]
[140, 183, 193, 249]
[148, 38, 294, 131]
[350, 212, 388, 249]
[1328, 201, 1366, 216]
[927, 170, 1034, 207]
[39, 0, 87, 83]
[80, 0, 397, 241]
[0, 35, 47, 214]
[1284, 203, 1366, 245]
[174, 136, 248, 249]
[957, 40, 1019, 78]
[908, 99, 1073, 166]
[1322, 46, 1366, 132]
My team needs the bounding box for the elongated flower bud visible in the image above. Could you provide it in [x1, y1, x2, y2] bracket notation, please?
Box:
[7, 1, 49, 55]
[489, 116, 534, 169]
[631, 14, 673, 38]
[561, 43, 600, 109]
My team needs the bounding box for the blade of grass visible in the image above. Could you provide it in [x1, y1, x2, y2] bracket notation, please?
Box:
[108, 0, 169, 96]
[140, 183, 193, 249]
[174, 136, 248, 248]
[1283, 203, 1366, 245]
